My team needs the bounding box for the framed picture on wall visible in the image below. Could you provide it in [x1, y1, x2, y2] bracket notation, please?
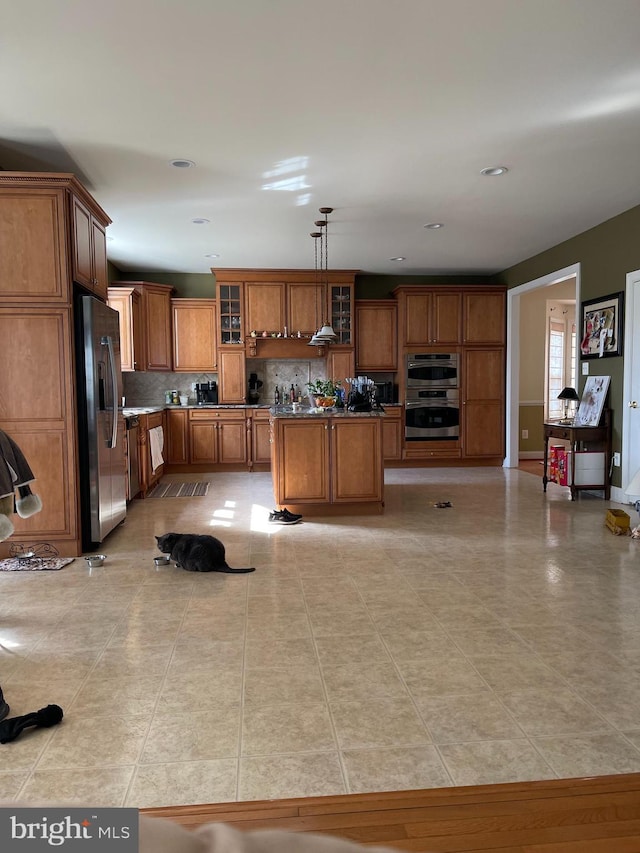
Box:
[574, 375, 611, 426]
[580, 291, 624, 358]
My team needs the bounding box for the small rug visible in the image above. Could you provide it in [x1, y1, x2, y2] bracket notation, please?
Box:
[147, 482, 210, 498]
[0, 557, 74, 572]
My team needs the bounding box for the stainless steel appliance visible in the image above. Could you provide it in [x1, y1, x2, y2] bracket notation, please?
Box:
[75, 294, 127, 549]
[196, 381, 218, 404]
[372, 380, 396, 404]
[125, 415, 140, 500]
[405, 388, 460, 440]
[406, 353, 458, 388]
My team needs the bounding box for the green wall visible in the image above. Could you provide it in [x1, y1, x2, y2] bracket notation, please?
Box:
[495, 202, 640, 487]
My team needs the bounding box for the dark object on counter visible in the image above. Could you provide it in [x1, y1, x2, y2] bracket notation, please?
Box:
[373, 381, 397, 404]
[0, 704, 63, 744]
[347, 390, 372, 412]
[434, 501, 453, 508]
[196, 381, 218, 404]
[248, 373, 263, 404]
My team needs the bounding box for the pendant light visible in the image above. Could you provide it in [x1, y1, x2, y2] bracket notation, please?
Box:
[309, 207, 337, 345]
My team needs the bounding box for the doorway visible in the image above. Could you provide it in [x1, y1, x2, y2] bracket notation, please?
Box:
[622, 269, 640, 498]
[504, 263, 581, 468]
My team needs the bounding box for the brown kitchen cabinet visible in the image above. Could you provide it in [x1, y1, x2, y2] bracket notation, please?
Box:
[463, 290, 506, 345]
[217, 348, 246, 404]
[356, 300, 398, 371]
[271, 415, 383, 512]
[245, 281, 286, 334]
[0, 172, 111, 557]
[189, 409, 247, 464]
[461, 348, 505, 459]
[71, 195, 109, 300]
[250, 409, 272, 467]
[381, 406, 403, 461]
[216, 280, 244, 345]
[327, 347, 356, 389]
[165, 408, 190, 464]
[107, 286, 143, 371]
[0, 186, 70, 302]
[394, 287, 462, 347]
[138, 411, 166, 497]
[110, 281, 175, 371]
[288, 281, 326, 335]
[172, 298, 217, 371]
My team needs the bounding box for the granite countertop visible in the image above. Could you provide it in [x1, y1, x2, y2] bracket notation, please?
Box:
[122, 404, 270, 416]
[270, 406, 386, 418]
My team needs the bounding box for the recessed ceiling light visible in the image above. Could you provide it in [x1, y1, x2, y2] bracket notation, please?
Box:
[204, 253, 219, 258]
[191, 218, 210, 224]
[170, 159, 195, 168]
[424, 222, 444, 229]
[480, 166, 508, 176]
[390, 257, 406, 262]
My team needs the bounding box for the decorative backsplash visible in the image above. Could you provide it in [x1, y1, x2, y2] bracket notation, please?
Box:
[122, 360, 328, 407]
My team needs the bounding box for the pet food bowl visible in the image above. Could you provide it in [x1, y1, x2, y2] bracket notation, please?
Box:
[153, 554, 171, 566]
[85, 554, 106, 568]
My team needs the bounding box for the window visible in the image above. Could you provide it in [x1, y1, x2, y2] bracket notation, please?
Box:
[548, 320, 565, 420]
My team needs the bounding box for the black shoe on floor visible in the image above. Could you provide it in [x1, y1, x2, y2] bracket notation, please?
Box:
[0, 686, 9, 722]
[268, 510, 301, 525]
[281, 508, 303, 521]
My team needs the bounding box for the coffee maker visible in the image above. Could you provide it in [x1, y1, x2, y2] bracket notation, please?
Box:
[195, 381, 218, 404]
[247, 372, 263, 404]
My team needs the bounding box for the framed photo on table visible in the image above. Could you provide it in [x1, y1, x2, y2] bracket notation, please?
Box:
[574, 375, 610, 426]
[580, 291, 624, 358]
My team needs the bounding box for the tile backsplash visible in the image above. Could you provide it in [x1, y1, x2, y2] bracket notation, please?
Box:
[122, 361, 328, 407]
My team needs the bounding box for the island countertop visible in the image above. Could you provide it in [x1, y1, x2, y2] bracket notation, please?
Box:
[270, 407, 386, 418]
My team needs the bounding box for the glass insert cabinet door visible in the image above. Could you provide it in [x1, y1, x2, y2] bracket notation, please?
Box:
[218, 284, 243, 344]
[331, 285, 352, 345]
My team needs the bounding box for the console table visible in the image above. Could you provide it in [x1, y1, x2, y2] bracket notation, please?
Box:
[542, 410, 611, 501]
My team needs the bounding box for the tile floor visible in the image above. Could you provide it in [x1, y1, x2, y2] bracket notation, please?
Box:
[1, 466, 640, 807]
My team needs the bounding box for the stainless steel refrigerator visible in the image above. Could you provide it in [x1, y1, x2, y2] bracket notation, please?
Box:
[75, 293, 127, 550]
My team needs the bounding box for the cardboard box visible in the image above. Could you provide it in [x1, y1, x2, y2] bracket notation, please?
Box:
[605, 509, 631, 534]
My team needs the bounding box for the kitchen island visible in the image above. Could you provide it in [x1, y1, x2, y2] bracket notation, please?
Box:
[270, 408, 385, 515]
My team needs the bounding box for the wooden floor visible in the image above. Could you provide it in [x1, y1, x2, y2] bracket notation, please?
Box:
[143, 773, 640, 852]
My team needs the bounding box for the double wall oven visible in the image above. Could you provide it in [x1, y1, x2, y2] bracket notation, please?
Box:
[405, 353, 460, 441]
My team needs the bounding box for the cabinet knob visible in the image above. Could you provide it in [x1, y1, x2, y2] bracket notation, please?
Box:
[630, 401, 638, 409]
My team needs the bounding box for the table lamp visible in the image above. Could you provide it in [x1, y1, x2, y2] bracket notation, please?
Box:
[557, 386, 579, 424]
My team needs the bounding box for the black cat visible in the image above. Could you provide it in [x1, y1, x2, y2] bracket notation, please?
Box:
[155, 533, 255, 573]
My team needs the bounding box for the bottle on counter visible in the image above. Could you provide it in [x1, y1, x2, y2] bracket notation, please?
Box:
[295, 384, 301, 402]
[289, 384, 295, 404]
[172, 390, 179, 405]
[274, 386, 280, 405]
[165, 390, 172, 404]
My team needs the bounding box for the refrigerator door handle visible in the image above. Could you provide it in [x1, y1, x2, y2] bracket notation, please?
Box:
[102, 335, 118, 449]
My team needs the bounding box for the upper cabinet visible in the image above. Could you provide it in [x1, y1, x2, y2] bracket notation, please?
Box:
[356, 300, 397, 371]
[394, 288, 462, 348]
[107, 286, 143, 371]
[245, 281, 285, 334]
[0, 174, 110, 304]
[172, 298, 217, 371]
[212, 268, 357, 356]
[108, 281, 174, 371]
[71, 195, 109, 300]
[463, 290, 506, 345]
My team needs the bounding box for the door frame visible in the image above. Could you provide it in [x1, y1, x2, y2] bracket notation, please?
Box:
[504, 262, 581, 468]
[622, 268, 640, 496]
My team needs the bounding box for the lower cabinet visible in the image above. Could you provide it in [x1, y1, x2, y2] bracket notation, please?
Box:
[381, 406, 403, 461]
[272, 416, 383, 510]
[139, 411, 166, 497]
[462, 348, 505, 459]
[165, 409, 189, 464]
[250, 409, 272, 467]
[189, 409, 247, 464]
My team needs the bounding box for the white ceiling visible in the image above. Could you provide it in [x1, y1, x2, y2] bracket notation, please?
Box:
[2, 0, 640, 276]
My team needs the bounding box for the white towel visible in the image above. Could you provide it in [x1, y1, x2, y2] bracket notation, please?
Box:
[149, 426, 164, 473]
